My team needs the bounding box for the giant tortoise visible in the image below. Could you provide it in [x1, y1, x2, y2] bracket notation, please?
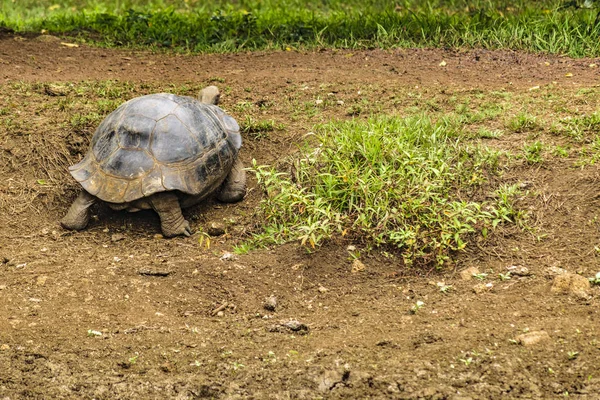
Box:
[60, 86, 246, 237]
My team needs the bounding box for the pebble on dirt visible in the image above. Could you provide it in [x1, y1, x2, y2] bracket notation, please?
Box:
[351, 259, 366, 273]
[472, 283, 492, 294]
[516, 331, 551, 346]
[207, 222, 226, 237]
[139, 269, 172, 277]
[460, 267, 480, 281]
[507, 265, 531, 277]
[269, 320, 310, 335]
[264, 295, 278, 311]
[551, 272, 591, 298]
[545, 266, 567, 277]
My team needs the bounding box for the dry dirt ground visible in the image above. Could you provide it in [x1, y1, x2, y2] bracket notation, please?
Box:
[2, 34, 600, 399]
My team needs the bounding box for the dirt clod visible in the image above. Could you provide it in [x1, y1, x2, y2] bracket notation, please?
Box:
[269, 320, 310, 335]
[264, 295, 278, 311]
[472, 283, 492, 294]
[35, 34, 60, 43]
[551, 272, 591, 298]
[36, 275, 48, 286]
[460, 267, 480, 280]
[516, 331, 551, 346]
[207, 222, 226, 236]
[351, 259, 366, 273]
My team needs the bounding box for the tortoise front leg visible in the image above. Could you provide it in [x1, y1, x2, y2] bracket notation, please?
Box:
[61, 190, 97, 230]
[149, 192, 192, 237]
[217, 157, 246, 203]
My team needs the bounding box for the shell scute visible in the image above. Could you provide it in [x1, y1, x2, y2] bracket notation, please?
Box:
[125, 94, 178, 120]
[151, 114, 201, 163]
[101, 148, 154, 179]
[118, 114, 155, 150]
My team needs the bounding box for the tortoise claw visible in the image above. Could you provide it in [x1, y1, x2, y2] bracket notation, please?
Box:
[183, 221, 192, 237]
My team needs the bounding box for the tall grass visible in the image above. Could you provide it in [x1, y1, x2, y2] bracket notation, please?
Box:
[250, 116, 522, 267]
[1, 0, 600, 56]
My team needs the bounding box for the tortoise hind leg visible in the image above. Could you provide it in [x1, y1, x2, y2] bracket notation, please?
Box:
[150, 192, 192, 237]
[61, 190, 97, 230]
[217, 157, 246, 203]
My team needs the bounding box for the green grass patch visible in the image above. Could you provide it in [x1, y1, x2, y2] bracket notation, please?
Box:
[523, 141, 545, 164]
[249, 115, 521, 267]
[507, 112, 541, 133]
[2, 1, 600, 56]
[240, 116, 280, 139]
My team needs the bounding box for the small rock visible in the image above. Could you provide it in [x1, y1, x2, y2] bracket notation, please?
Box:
[269, 320, 310, 335]
[284, 320, 309, 333]
[507, 265, 531, 276]
[216, 311, 224, 317]
[0, 344, 9, 351]
[0, 285, 7, 290]
[111, 233, 125, 242]
[516, 331, 550, 346]
[36, 276, 48, 286]
[160, 362, 172, 373]
[472, 283, 490, 294]
[220, 252, 237, 261]
[318, 285, 328, 293]
[351, 259, 366, 273]
[545, 266, 567, 277]
[460, 267, 480, 281]
[551, 273, 590, 298]
[207, 222, 226, 237]
[317, 369, 345, 392]
[264, 295, 278, 312]
[138, 269, 171, 277]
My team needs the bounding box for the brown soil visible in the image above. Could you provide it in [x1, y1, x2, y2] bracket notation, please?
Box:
[2, 34, 600, 399]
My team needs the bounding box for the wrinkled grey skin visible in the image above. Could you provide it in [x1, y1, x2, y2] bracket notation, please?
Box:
[60, 86, 246, 237]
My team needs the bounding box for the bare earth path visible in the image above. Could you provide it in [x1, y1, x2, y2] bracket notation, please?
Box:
[1, 35, 600, 399]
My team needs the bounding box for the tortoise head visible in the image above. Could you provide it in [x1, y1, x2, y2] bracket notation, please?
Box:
[199, 86, 220, 105]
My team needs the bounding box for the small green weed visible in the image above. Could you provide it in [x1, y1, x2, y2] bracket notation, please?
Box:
[552, 145, 570, 158]
[498, 272, 512, 281]
[410, 300, 425, 314]
[507, 113, 540, 133]
[477, 127, 503, 139]
[523, 141, 544, 164]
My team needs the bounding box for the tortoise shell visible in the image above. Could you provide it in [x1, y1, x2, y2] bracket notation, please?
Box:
[68, 93, 242, 204]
